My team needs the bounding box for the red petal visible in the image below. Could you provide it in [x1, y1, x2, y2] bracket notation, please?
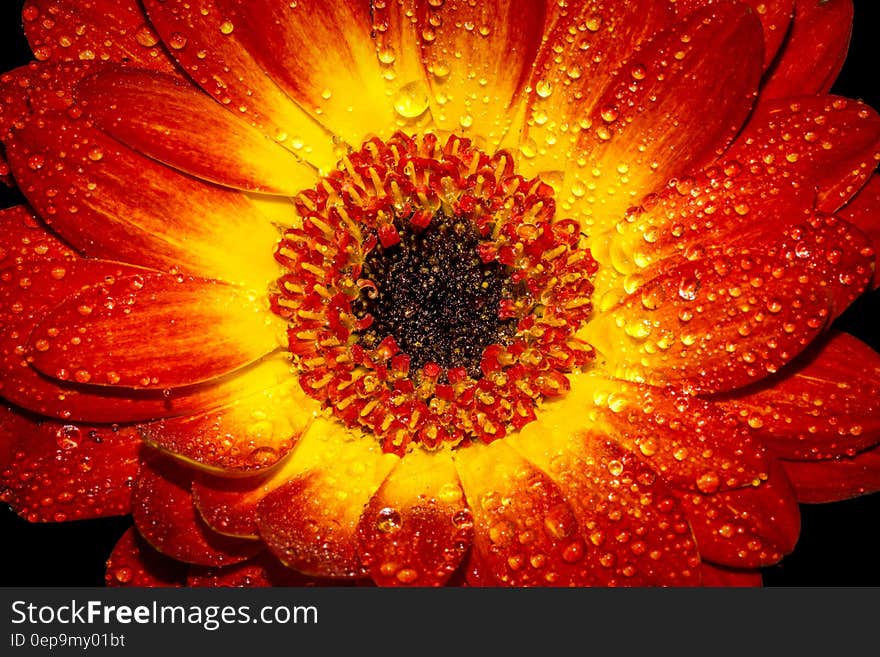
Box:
[733, 96, 880, 213]
[417, 0, 547, 146]
[674, 0, 794, 68]
[141, 371, 314, 474]
[677, 462, 801, 568]
[508, 397, 703, 586]
[761, 0, 854, 100]
[78, 68, 316, 195]
[212, 0, 395, 145]
[586, 215, 872, 393]
[699, 562, 763, 587]
[256, 423, 397, 578]
[1, 420, 140, 522]
[133, 453, 261, 566]
[590, 378, 770, 492]
[105, 527, 187, 587]
[0, 205, 75, 269]
[838, 175, 880, 289]
[357, 450, 472, 587]
[187, 553, 340, 587]
[22, 0, 175, 71]
[5, 110, 283, 288]
[568, 1, 762, 227]
[0, 404, 38, 471]
[780, 445, 880, 503]
[28, 271, 279, 389]
[716, 332, 880, 460]
[141, 0, 337, 171]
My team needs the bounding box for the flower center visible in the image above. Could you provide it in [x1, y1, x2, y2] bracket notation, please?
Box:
[271, 133, 598, 454]
[352, 210, 517, 378]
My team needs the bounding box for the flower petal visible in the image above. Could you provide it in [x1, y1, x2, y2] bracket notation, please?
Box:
[677, 462, 800, 568]
[732, 96, 880, 213]
[5, 111, 283, 288]
[779, 445, 880, 503]
[357, 449, 471, 587]
[674, 0, 794, 68]
[518, 0, 674, 177]
[715, 332, 880, 460]
[28, 271, 280, 389]
[417, 0, 547, 147]
[77, 68, 316, 195]
[585, 215, 872, 393]
[141, 0, 338, 171]
[838, 174, 880, 289]
[1, 420, 140, 523]
[699, 562, 763, 587]
[507, 382, 703, 586]
[141, 363, 315, 474]
[761, 0, 854, 101]
[133, 453, 261, 566]
[566, 1, 763, 231]
[0, 257, 297, 422]
[187, 553, 339, 587]
[211, 0, 395, 146]
[595, 96, 880, 283]
[22, 0, 175, 71]
[0, 204, 75, 268]
[256, 420, 397, 577]
[587, 377, 770, 492]
[455, 440, 601, 586]
[105, 527, 188, 587]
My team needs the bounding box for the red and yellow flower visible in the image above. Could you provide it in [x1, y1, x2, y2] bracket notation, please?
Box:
[1, 0, 879, 587]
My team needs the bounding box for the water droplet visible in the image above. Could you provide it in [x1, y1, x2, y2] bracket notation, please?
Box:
[392, 81, 429, 119]
[135, 25, 159, 47]
[535, 79, 553, 98]
[87, 147, 104, 161]
[168, 33, 188, 50]
[219, 20, 235, 35]
[375, 507, 402, 533]
[696, 471, 720, 494]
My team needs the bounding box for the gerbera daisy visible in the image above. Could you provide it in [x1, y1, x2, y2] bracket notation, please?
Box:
[0, 0, 878, 588]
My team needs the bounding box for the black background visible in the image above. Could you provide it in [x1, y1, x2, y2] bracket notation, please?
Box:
[0, 1, 878, 587]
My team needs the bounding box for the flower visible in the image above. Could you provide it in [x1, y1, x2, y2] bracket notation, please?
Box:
[0, 0, 878, 588]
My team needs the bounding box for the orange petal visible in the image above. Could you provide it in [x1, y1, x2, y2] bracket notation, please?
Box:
[699, 562, 763, 587]
[677, 462, 800, 568]
[838, 174, 880, 289]
[357, 449, 471, 587]
[674, 0, 794, 68]
[589, 378, 770, 492]
[716, 332, 880, 460]
[417, 0, 547, 146]
[105, 527, 188, 587]
[0, 257, 295, 422]
[567, 1, 762, 230]
[586, 215, 872, 393]
[519, 0, 673, 176]
[22, 0, 175, 71]
[779, 445, 880, 503]
[141, 363, 314, 474]
[455, 440, 603, 587]
[256, 420, 397, 578]
[78, 68, 316, 195]
[5, 110, 282, 288]
[133, 453, 261, 566]
[761, 0, 854, 101]
[28, 271, 279, 389]
[141, 0, 338, 171]
[1, 420, 140, 523]
[212, 0, 395, 146]
[513, 431, 701, 586]
[597, 96, 880, 282]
